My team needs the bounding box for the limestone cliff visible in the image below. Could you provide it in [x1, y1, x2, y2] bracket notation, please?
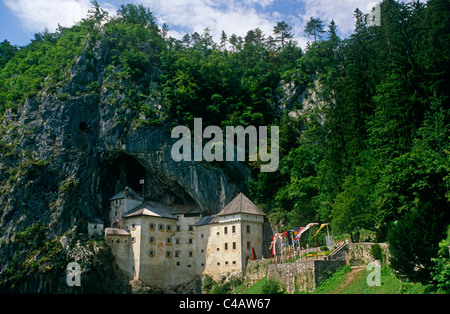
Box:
[0, 37, 248, 293]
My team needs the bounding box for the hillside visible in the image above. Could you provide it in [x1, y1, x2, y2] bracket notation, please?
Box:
[0, 0, 449, 293]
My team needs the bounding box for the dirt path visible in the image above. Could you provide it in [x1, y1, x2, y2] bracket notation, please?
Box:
[333, 267, 366, 294]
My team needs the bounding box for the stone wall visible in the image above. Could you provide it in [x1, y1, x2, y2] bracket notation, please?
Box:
[246, 259, 272, 282]
[249, 242, 389, 293]
[347, 243, 390, 264]
[266, 259, 346, 293]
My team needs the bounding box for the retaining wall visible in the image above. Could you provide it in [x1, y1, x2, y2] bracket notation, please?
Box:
[266, 259, 345, 293]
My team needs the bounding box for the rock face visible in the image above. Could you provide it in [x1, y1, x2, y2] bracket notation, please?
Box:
[0, 39, 249, 293]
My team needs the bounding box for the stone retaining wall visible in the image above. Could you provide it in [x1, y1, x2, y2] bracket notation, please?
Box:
[266, 259, 345, 293]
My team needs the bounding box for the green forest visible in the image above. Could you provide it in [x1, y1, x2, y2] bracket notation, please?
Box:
[0, 0, 449, 291]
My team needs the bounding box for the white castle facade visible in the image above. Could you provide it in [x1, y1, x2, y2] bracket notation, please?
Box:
[103, 186, 267, 290]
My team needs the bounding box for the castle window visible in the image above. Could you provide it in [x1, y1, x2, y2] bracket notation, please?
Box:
[176, 225, 181, 232]
[166, 238, 173, 245]
[165, 251, 173, 258]
[188, 225, 193, 231]
[131, 237, 136, 243]
[188, 238, 193, 244]
[247, 225, 250, 233]
[247, 241, 251, 250]
[175, 238, 180, 244]
[175, 251, 180, 258]
[148, 250, 155, 257]
[148, 236, 156, 244]
[177, 262, 180, 266]
[149, 223, 155, 231]
[224, 226, 228, 234]
[232, 242, 236, 250]
[158, 224, 165, 232]
[167, 225, 172, 233]
[224, 243, 228, 250]
[232, 225, 236, 233]
[189, 251, 193, 257]
[232, 261, 236, 265]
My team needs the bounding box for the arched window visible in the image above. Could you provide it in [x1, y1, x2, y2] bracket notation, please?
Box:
[158, 224, 165, 232]
[165, 251, 173, 258]
[166, 238, 172, 246]
[149, 223, 155, 231]
[166, 225, 172, 233]
[148, 236, 156, 244]
[148, 250, 155, 257]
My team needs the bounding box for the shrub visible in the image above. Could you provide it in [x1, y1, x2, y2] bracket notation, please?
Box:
[371, 244, 383, 261]
[262, 278, 281, 294]
[202, 275, 214, 293]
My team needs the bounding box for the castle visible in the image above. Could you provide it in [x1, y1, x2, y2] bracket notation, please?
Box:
[103, 186, 269, 291]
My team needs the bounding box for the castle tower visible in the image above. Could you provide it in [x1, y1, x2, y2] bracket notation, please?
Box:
[200, 193, 266, 279]
[108, 186, 144, 228]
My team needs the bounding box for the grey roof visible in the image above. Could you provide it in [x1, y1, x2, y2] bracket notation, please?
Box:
[88, 218, 104, 224]
[194, 215, 217, 227]
[123, 201, 177, 220]
[105, 228, 130, 236]
[109, 186, 144, 202]
[169, 204, 204, 215]
[216, 193, 266, 217]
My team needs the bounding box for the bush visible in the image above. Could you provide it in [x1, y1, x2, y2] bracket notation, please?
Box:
[202, 275, 214, 293]
[262, 278, 281, 294]
[371, 244, 383, 261]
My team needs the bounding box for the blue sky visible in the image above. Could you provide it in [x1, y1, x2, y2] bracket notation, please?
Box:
[1, 0, 383, 48]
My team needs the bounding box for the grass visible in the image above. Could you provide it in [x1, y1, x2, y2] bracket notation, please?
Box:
[313, 265, 429, 294]
[242, 265, 432, 294]
[242, 276, 268, 294]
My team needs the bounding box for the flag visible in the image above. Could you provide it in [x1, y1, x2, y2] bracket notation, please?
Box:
[313, 223, 329, 238]
[294, 227, 304, 241]
[298, 223, 318, 237]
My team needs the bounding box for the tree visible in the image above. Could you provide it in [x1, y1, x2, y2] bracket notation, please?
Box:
[0, 40, 17, 69]
[327, 20, 339, 45]
[117, 4, 157, 27]
[273, 21, 293, 47]
[304, 17, 325, 42]
[88, 0, 109, 26]
[380, 97, 450, 283]
[220, 30, 228, 51]
[229, 34, 238, 52]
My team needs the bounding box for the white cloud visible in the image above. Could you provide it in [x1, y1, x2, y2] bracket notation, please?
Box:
[3, 0, 401, 49]
[3, 0, 115, 33]
[299, 0, 383, 36]
[137, 0, 278, 42]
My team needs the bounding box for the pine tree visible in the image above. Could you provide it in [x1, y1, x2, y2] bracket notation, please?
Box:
[304, 17, 325, 42]
[273, 21, 293, 47]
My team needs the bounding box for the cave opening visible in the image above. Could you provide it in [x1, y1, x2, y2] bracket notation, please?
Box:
[99, 153, 197, 213]
[99, 153, 146, 211]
